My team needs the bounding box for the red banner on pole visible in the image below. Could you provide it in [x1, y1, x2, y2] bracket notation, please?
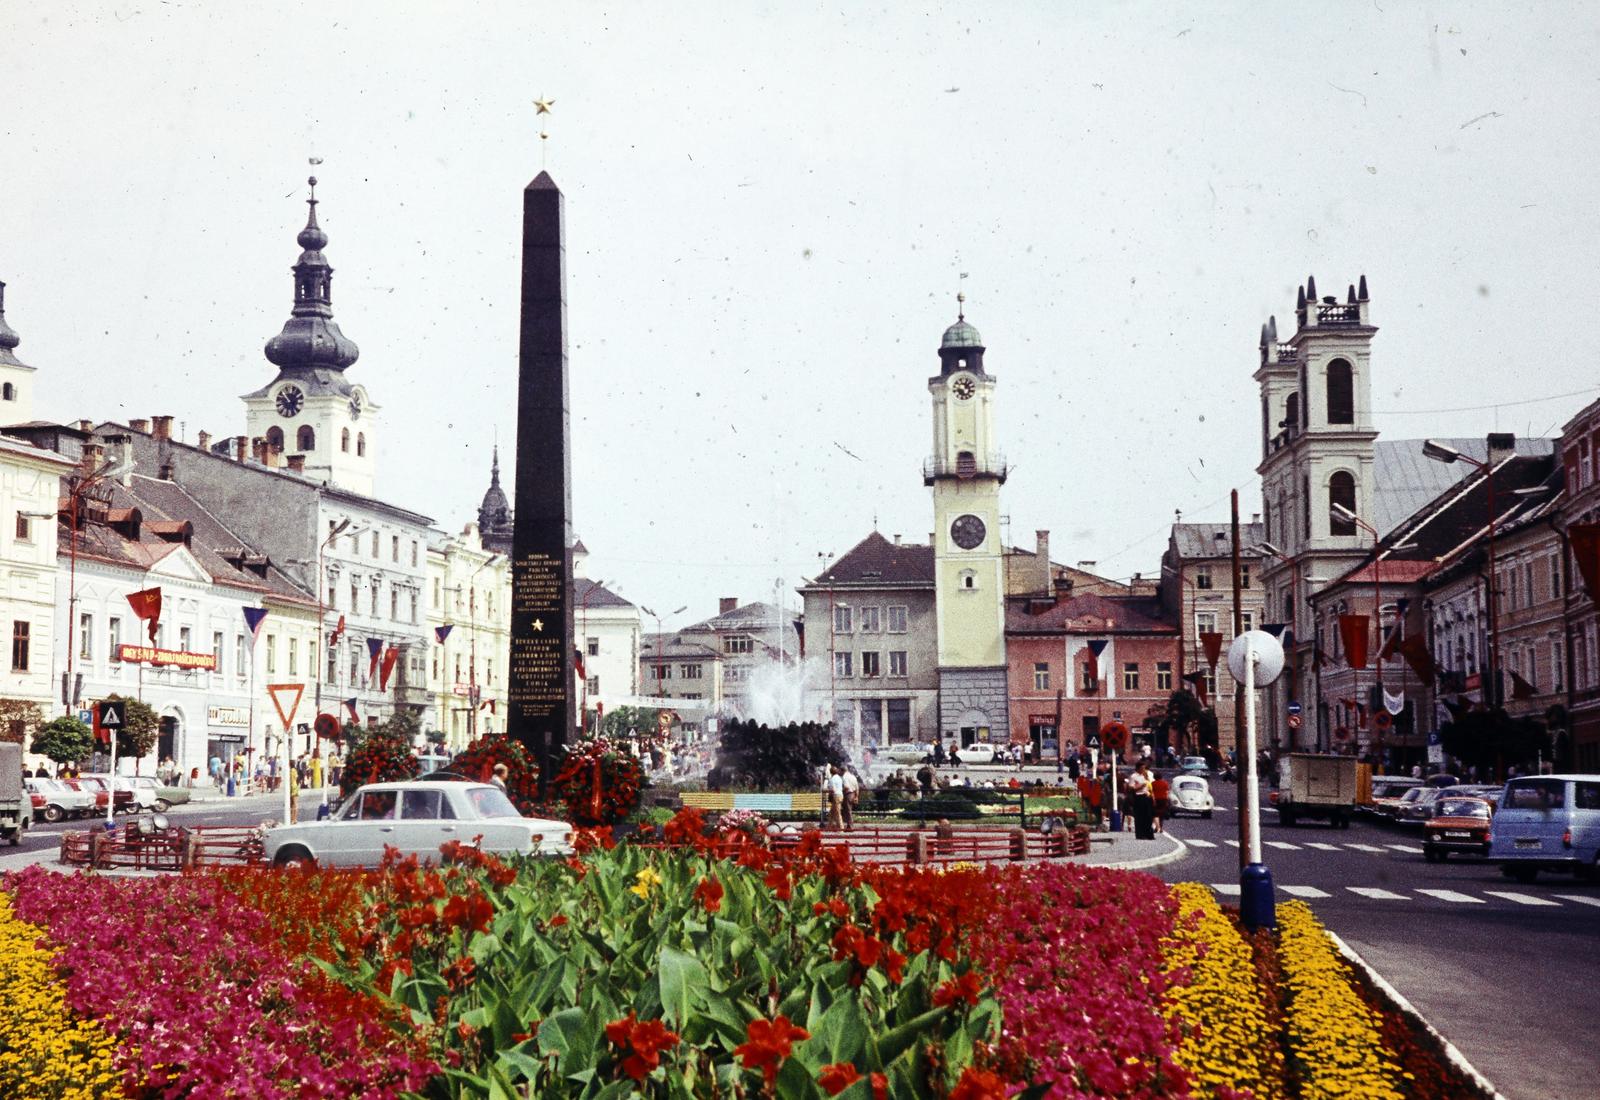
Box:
[379, 646, 400, 692]
[1397, 635, 1437, 687]
[126, 587, 162, 642]
[1570, 524, 1600, 605]
[1339, 615, 1370, 669]
[1199, 631, 1225, 669]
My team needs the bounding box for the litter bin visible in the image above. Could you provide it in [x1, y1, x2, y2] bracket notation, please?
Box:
[1108, 809, 1122, 833]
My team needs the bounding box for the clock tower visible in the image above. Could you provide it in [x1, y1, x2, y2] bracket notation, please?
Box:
[243, 177, 378, 496]
[926, 298, 1009, 747]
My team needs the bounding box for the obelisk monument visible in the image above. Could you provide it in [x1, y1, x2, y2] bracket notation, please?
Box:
[507, 171, 574, 798]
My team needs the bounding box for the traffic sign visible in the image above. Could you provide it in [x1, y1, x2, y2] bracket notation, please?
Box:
[266, 683, 305, 729]
[1101, 721, 1130, 753]
[1085, 733, 1101, 750]
[1286, 713, 1302, 730]
[1287, 701, 1303, 717]
[1373, 710, 1394, 732]
[98, 699, 126, 729]
[77, 710, 92, 725]
[313, 713, 341, 740]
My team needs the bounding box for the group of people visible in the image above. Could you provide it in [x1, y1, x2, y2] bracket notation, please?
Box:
[1075, 759, 1171, 840]
[821, 763, 860, 830]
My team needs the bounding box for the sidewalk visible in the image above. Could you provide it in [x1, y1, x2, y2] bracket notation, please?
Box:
[1076, 827, 1187, 871]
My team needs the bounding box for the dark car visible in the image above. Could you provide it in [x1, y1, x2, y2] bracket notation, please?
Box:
[1394, 786, 1447, 826]
[1423, 796, 1492, 861]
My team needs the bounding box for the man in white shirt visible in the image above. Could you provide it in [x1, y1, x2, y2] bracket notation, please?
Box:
[826, 765, 845, 829]
[841, 767, 860, 832]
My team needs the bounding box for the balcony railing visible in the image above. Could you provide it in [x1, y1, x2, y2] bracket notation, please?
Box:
[1315, 302, 1361, 326]
[923, 453, 1008, 484]
[1276, 342, 1297, 364]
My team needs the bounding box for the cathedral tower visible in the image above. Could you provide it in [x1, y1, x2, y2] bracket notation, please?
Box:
[0, 281, 37, 424]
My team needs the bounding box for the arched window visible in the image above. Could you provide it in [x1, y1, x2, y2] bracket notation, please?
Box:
[956, 451, 976, 476]
[1284, 392, 1299, 431]
[264, 426, 284, 452]
[341, 428, 350, 453]
[1326, 359, 1354, 424]
[1, 383, 14, 401]
[296, 425, 315, 451]
[1328, 471, 1357, 535]
[356, 433, 366, 457]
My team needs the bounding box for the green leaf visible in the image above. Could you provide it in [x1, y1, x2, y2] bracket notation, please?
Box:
[658, 943, 708, 1029]
[537, 1007, 589, 1063]
[875, 1006, 949, 1066]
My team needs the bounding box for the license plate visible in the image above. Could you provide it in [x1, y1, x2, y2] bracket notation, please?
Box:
[1444, 831, 1472, 839]
[1514, 838, 1541, 850]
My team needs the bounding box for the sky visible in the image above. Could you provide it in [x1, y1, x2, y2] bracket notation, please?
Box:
[5, 1, 1599, 631]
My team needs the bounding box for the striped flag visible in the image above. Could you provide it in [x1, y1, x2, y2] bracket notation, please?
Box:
[243, 607, 268, 643]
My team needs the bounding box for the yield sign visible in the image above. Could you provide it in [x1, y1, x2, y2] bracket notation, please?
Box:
[266, 683, 305, 730]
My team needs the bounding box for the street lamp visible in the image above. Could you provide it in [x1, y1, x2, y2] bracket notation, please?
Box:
[60, 446, 129, 715]
[1422, 439, 1501, 710]
[314, 519, 355, 725]
[639, 605, 687, 716]
[1250, 540, 1305, 751]
[466, 554, 501, 742]
[577, 577, 605, 736]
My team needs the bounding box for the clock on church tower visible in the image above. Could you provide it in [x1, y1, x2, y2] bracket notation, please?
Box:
[242, 177, 379, 497]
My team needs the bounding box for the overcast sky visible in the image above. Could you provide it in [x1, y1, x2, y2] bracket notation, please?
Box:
[5, 2, 1598, 629]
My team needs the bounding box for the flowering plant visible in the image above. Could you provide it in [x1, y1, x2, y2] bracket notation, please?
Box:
[716, 807, 772, 834]
[551, 735, 647, 825]
[449, 734, 544, 814]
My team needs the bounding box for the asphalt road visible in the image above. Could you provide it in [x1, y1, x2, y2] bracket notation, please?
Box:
[1154, 782, 1600, 1100]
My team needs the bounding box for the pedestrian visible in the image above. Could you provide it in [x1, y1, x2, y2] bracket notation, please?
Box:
[490, 763, 509, 792]
[932, 740, 946, 767]
[826, 765, 845, 829]
[1151, 773, 1170, 834]
[916, 762, 935, 796]
[947, 742, 960, 768]
[1128, 760, 1156, 839]
[841, 766, 859, 832]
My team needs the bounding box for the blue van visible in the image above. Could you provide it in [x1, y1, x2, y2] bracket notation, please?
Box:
[1488, 774, 1600, 883]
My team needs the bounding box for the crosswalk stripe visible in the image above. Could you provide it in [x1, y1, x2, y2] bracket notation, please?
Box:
[1185, 838, 1218, 848]
[1344, 843, 1386, 852]
[1415, 889, 1484, 904]
[1485, 891, 1560, 907]
[1224, 839, 1241, 847]
[1555, 895, 1600, 908]
[1210, 883, 1242, 896]
[1280, 885, 1331, 898]
[1385, 843, 1421, 853]
[1264, 840, 1301, 850]
[1347, 886, 1408, 900]
[1305, 842, 1341, 851]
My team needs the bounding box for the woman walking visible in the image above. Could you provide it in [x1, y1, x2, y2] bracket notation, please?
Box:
[1128, 760, 1156, 840]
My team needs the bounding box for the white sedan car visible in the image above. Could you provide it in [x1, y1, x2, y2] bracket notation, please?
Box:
[1169, 775, 1215, 819]
[953, 743, 999, 765]
[264, 781, 573, 867]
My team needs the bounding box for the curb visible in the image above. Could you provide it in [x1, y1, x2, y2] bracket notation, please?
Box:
[1095, 831, 1189, 871]
[1325, 929, 1507, 1100]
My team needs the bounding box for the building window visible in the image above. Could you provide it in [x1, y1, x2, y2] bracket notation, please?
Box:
[1201, 668, 1217, 696]
[681, 664, 703, 680]
[432, 579, 440, 607]
[210, 631, 223, 673]
[1555, 640, 1565, 692]
[724, 635, 753, 654]
[860, 606, 881, 633]
[1240, 565, 1250, 589]
[296, 425, 315, 451]
[1326, 358, 1354, 424]
[391, 535, 399, 562]
[410, 541, 419, 567]
[356, 433, 366, 457]
[328, 642, 339, 684]
[79, 614, 93, 661]
[1080, 658, 1098, 694]
[586, 637, 600, 656]
[888, 650, 907, 677]
[265, 426, 284, 452]
[834, 652, 853, 678]
[586, 675, 599, 694]
[833, 606, 852, 634]
[179, 626, 192, 654]
[288, 637, 298, 676]
[370, 582, 379, 615]
[391, 590, 400, 620]
[10, 621, 28, 672]
[1034, 662, 1050, 690]
[1195, 566, 1213, 590]
[887, 698, 912, 742]
[1242, 611, 1255, 633]
[350, 581, 360, 611]
[652, 664, 671, 680]
[887, 605, 908, 633]
[961, 571, 976, 590]
[1195, 611, 1217, 641]
[1, 383, 13, 401]
[861, 651, 881, 677]
[108, 616, 121, 654]
[1156, 661, 1173, 691]
[14, 514, 30, 542]
[341, 428, 350, 453]
[235, 635, 246, 678]
[1329, 472, 1357, 535]
[409, 592, 418, 624]
[1123, 662, 1140, 691]
[370, 531, 380, 557]
[265, 635, 277, 675]
[725, 666, 748, 682]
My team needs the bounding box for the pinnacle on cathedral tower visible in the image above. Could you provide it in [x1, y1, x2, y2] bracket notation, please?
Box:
[263, 177, 361, 376]
[477, 445, 514, 555]
[0, 281, 29, 369]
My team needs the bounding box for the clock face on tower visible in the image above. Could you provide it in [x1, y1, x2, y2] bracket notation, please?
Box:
[275, 385, 304, 417]
[950, 514, 987, 550]
[951, 376, 976, 400]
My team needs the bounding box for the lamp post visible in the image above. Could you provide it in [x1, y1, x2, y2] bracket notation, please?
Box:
[1422, 440, 1502, 711]
[466, 554, 501, 742]
[640, 605, 687, 731]
[60, 450, 124, 716]
[314, 519, 354, 731]
[577, 578, 606, 736]
[1252, 540, 1304, 751]
[1331, 502, 1387, 764]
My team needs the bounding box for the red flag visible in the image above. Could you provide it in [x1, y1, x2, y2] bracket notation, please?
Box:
[1339, 614, 1370, 669]
[1199, 631, 1225, 669]
[329, 614, 345, 648]
[1378, 620, 1403, 662]
[126, 587, 162, 642]
[366, 637, 383, 682]
[1571, 524, 1600, 605]
[1509, 670, 1536, 700]
[379, 646, 400, 692]
[1181, 670, 1209, 707]
[1397, 635, 1437, 687]
[574, 647, 587, 680]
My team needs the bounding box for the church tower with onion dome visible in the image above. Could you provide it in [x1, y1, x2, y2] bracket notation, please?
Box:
[0, 281, 38, 424]
[477, 445, 515, 556]
[242, 177, 378, 496]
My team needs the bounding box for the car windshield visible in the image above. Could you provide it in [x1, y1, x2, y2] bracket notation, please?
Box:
[1399, 788, 1423, 803]
[465, 786, 522, 819]
[1435, 799, 1488, 818]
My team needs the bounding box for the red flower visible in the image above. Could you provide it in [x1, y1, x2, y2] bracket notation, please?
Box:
[818, 1062, 860, 1095]
[694, 876, 724, 914]
[870, 1072, 888, 1100]
[548, 913, 569, 928]
[933, 970, 983, 1008]
[949, 1066, 1010, 1100]
[734, 1014, 810, 1086]
[763, 866, 792, 901]
[604, 1010, 681, 1081]
[441, 889, 495, 935]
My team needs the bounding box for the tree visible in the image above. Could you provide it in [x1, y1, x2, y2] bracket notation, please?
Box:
[1150, 690, 1217, 757]
[600, 705, 661, 742]
[1439, 709, 1549, 777]
[104, 694, 159, 767]
[0, 698, 43, 744]
[708, 718, 846, 791]
[32, 717, 93, 766]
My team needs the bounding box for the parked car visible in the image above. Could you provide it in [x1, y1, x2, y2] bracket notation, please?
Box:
[85, 775, 160, 812]
[1178, 756, 1211, 775]
[1423, 774, 1462, 788]
[24, 778, 94, 822]
[1366, 776, 1423, 818]
[152, 782, 192, 812]
[1445, 784, 1502, 810]
[1168, 775, 1215, 818]
[1422, 796, 1493, 861]
[68, 777, 135, 813]
[1393, 786, 1449, 826]
[263, 781, 573, 867]
[953, 743, 998, 765]
[1489, 774, 1600, 883]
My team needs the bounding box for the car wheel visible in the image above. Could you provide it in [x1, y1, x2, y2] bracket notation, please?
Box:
[3, 828, 17, 847]
[273, 845, 315, 868]
[154, 799, 170, 813]
[1202, 810, 1213, 820]
[42, 806, 63, 824]
[1508, 865, 1537, 884]
[1280, 810, 1295, 827]
[1337, 815, 1352, 831]
[1423, 847, 1441, 863]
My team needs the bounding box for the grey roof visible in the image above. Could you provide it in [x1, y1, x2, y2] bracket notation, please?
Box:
[940, 319, 983, 349]
[640, 634, 721, 660]
[1373, 437, 1554, 536]
[683, 600, 787, 633]
[574, 576, 633, 609]
[1169, 522, 1266, 559]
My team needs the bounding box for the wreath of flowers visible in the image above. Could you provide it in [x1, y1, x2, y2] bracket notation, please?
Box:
[338, 730, 420, 796]
[551, 737, 648, 826]
[449, 735, 545, 816]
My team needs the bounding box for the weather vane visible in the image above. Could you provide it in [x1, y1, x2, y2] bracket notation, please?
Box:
[534, 95, 555, 168]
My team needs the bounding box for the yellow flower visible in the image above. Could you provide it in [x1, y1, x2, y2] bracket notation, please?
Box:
[630, 867, 663, 899]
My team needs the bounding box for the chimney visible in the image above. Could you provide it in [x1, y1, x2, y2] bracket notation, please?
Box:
[1487, 432, 1516, 466]
[1034, 530, 1050, 595]
[151, 416, 173, 441]
[1251, 513, 1260, 525]
[196, 430, 211, 453]
[233, 436, 248, 463]
[286, 454, 306, 473]
[77, 420, 93, 434]
[129, 419, 150, 434]
[893, 534, 901, 546]
[251, 438, 267, 465]
[80, 442, 105, 471]
[719, 597, 738, 616]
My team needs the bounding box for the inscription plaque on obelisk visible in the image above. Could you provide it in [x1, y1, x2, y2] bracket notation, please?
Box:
[507, 171, 574, 797]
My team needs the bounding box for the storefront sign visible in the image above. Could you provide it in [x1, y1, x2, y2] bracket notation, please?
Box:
[207, 705, 249, 727]
[117, 644, 218, 670]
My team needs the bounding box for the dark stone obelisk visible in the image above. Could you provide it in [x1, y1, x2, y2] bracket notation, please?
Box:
[507, 172, 574, 798]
